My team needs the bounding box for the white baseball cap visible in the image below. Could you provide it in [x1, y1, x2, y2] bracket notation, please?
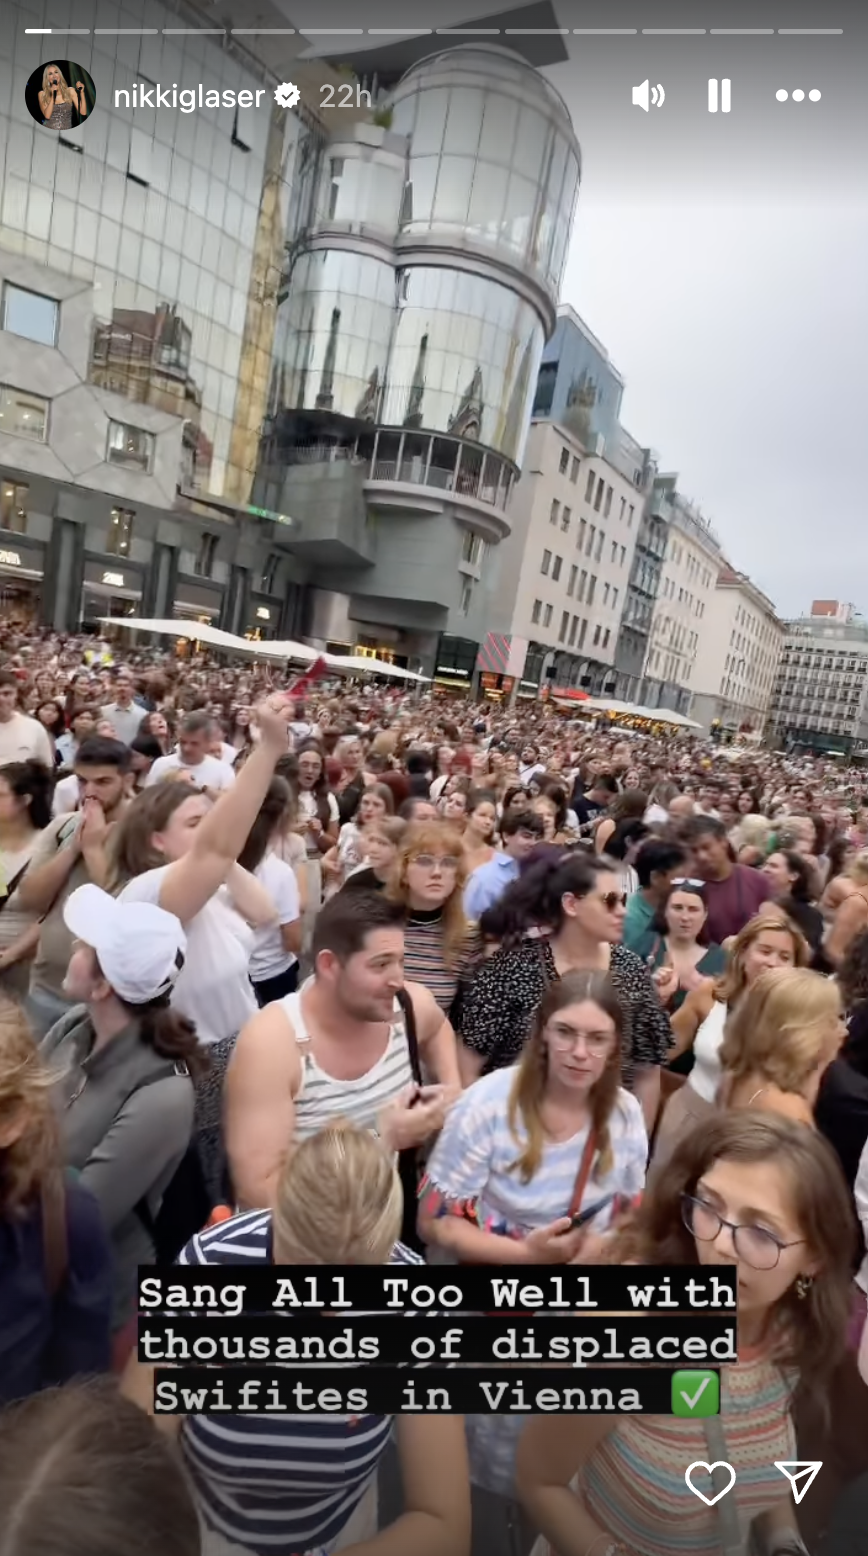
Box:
[63, 884, 187, 1005]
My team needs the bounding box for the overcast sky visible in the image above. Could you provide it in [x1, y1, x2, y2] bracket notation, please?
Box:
[297, 0, 866, 617]
[544, 4, 868, 617]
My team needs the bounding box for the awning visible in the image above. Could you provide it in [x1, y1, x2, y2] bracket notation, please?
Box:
[99, 619, 429, 679]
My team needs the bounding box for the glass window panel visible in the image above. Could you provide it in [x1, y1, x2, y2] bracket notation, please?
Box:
[75, 207, 99, 262]
[478, 93, 517, 165]
[403, 156, 438, 229]
[502, 172, 537, 254]
[123, 180, 147, 234]
[442, 86, 483, 156]
[433, 156, 474, 226]
[49, 195, 77, 252]
[467, 161, 508, 240]
[412, 87, 449, 155]
[234, 103, 255, 150]
[0, 385, 48, 440]
[107, 420, 154, 471]
[512, 108, 548, 180]
[96, 217, 120, 271]
[390, 95, 416, 138]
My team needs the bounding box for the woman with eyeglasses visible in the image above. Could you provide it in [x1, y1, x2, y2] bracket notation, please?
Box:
[457, 853, 671, 1132]
[420, 973, 647, 1515]
[653, 912, 811, 1170]
[517, 1112, 855, 1556]
[385, 821, 476, 1017]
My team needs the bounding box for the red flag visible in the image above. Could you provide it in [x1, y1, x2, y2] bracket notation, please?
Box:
[287, 655, 329, 698]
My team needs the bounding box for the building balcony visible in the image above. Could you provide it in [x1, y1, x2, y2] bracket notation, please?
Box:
[363, 429, 515, 542]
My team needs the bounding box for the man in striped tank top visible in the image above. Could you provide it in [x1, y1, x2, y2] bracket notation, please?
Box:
[226, 892, 462, 1210]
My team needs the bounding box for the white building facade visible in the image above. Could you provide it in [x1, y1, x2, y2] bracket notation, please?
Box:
[641, 475, 725, 715]
[690, 567, 783, 737]
[489, 418, 642, 695]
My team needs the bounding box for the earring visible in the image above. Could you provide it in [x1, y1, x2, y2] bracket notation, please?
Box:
[795, 1274, 813, 1300]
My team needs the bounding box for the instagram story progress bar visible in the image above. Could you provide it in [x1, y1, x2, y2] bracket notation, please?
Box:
[708, 79, 732, 113]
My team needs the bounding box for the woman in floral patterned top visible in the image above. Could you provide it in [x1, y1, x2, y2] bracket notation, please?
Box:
[458, 851, 671, 1130]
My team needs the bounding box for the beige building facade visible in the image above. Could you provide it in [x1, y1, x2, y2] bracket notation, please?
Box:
[490, 418, 642, 692]
[691, 567, 784, 736]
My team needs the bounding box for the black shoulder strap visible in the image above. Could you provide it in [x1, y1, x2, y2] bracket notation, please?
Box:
[0, 861, 31, 916]
[395, 986, 422, 1087]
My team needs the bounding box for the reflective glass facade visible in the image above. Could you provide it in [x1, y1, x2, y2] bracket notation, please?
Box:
[275, 256, 541, 465]
[274, 250, 396, 423]
[0, 0, 302, 503]
[390, 49, 579, 298]
[269, 46, 580, 474]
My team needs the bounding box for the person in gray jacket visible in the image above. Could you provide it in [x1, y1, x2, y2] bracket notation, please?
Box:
[40, 884, 206, 1342]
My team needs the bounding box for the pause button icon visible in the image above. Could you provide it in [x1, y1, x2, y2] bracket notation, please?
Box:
[708, 78, 731, 113]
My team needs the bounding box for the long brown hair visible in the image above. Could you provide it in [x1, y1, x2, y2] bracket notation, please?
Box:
[714, 909, 810, 1005]
[0, 1000, 61, 1217]
[107, 781, 202, 890]
[507, 972, 623, 1183]
[0, 1379, 200, 1556]
[387, 820, 471, 971]
[611, 1112, 855, 1408]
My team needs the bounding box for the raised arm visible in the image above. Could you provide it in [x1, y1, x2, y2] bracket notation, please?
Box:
[154, 698, 291, 926]
[225, 1002, 300, 1210]
[668, 981, 715, 1060]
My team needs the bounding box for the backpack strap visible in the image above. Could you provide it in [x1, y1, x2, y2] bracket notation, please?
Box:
[395, 986, 422, 1087]
[41, 1169, 69, 1299]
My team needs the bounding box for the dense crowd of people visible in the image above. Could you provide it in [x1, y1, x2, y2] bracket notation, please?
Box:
[5, 625, 868, 1555]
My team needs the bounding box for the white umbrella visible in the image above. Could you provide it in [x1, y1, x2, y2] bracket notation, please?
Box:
[635, 707, 702, 729]
[326, 654, 429, 683]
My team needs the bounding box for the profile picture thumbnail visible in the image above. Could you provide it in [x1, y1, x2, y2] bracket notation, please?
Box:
[25, 61, 96, 131]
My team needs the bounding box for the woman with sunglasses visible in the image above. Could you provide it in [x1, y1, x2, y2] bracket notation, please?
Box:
[517, 1112, 854, 1556]
[653, 911, 810, 1170]
[458, 853, 671, 1132]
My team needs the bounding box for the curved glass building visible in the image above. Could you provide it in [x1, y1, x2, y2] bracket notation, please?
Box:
[257, 45, 581, 670]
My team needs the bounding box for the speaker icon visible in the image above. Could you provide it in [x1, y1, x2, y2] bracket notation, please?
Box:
[633, 80, 665, 111]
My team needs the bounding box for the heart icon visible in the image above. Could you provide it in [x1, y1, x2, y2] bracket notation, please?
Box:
[684, 1461, 737, 1506]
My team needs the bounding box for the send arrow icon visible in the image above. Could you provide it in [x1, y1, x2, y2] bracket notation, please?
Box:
[774, 1462, 823, 1504]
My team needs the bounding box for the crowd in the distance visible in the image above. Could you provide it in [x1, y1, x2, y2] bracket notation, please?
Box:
[4, 626, 868, 1556]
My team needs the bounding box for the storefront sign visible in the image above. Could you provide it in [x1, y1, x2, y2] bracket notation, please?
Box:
[0, 549, 21, 566]
[103, 571, 125, 587]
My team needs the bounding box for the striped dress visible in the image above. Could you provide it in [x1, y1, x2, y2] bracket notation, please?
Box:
[283, 984, 415, 1143]
[577, 1349, 796, 1554]
[179, 1210, 423, 1554]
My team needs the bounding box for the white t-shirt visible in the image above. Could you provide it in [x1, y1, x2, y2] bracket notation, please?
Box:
[119, 865, 256, 1046]
[145, 752, 236, 792]
[52, 773, 80, 817]
[248, 852, 300, 982]
[0, 712, 54, 767]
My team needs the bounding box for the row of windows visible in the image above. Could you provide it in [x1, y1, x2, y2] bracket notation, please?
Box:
[734, 602, 778, 646]
[667, 539, 714, 591]
[659, 574, 707, 618]
[0, 380, 156, 473]
[0, 471, 240, 581]
[647, 647, 693, 683]
[557, 445, 582, 484]
[529, 601, 613, 656]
